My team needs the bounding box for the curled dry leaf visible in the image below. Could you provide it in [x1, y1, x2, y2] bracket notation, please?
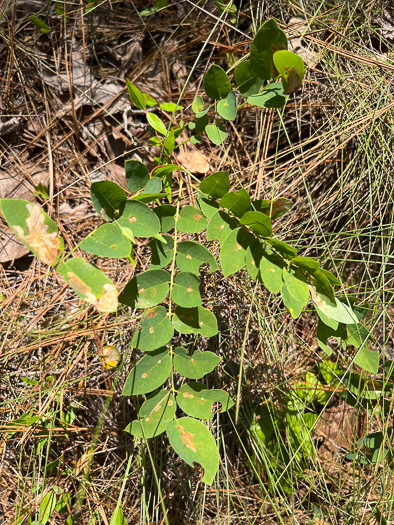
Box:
[67, 272, 118, 313]
[177, 150, 210, 174]
[13, 204, 62, 266]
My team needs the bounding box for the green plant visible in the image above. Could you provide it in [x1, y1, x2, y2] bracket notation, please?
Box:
[0, 18, 377, 487]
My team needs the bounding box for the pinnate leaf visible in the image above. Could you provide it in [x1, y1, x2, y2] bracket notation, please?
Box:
[166, 417, 220, 485]
[173, 347, 220, 379]
[122, 347, 171, 395]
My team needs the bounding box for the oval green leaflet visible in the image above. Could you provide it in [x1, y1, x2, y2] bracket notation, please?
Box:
[206, 210, 239, 244]
[173, 347, 220, 380]
[204, 64, 231, 100]
[0, 199, 64, 266]
[217, 91, 237, 121]
[126, 389, 176, 438]
[176, 206, 208, 234]
[177, 382, 234, 419]
[281, 268, 309, 319]
[166, 417, 220, 485]
[80, 223, 131, 258]
[172, 306, 218, 337]
[199, 171, 230, 200]
[219, 227, 255, 277]
[122, 347, 172, 395]
[58, 257, 118, 313]
[234, 59, 263, 96]
[117, 200, 160, 238]
[118, 269, 170, 309]
[176, 240, 218, 275]
[149, 235, 174, 269]
[172, 272, 202, 308]
[250, 18, 288, 80]
[132, 306, 174, 351]
[90, 181, 126, 220]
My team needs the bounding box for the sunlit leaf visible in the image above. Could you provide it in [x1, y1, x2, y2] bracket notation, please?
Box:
[132, 306, 174, 351]
[177, 382, 234, 420]
[176, 240, 218, 275]
[166, 417, 220, 485]
[126, 389, 176, 438]
[117, 200, 160, 238]
[172, 306, 218, 337]
[119, 269, 170, 309]
[90, 181, 126, 220]
[204, 64, 231, 100]
[122, 347, 171, 395]
[177, 206, 208, 233]
[173, 347, 220, 379]
[172, 272, 202, 308]
[250, 18, 288, 80]
[80, 224, 131, 258]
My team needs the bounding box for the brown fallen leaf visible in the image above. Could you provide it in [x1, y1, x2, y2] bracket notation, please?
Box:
[177, 150, 210, 174]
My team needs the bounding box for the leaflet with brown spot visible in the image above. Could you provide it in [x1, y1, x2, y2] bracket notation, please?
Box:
[13, 203, 62, 265]
[67, 272, 118, 313]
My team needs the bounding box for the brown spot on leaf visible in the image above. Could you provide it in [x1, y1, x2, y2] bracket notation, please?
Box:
[236, 243, 242, 251]
[147, 309, 157, 319]
[187, 287, 193, 293]
[168, 400, 174, 406]
[141, 373, 148, 379]
[193, 214, 202, 222]
[154, 405, 161, 412]
[310, 287, 323, 307]
[220, 225, 224, 230]
[128, 216, 137, 223]
[186, 254, 192, 259]
[176, 424, 197, 453]
[13, 203, 62, 265]
[149, 327, 154, 334]
[139, 288, 145, 294]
